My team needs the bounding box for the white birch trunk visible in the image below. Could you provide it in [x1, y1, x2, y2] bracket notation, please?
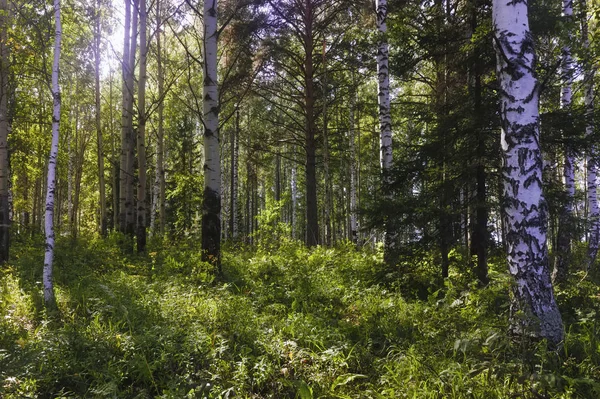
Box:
[201, 0, 221, 270]
[119, 0, 131, 234]
[581, 0, 599, 268]
[493, 0, 563, 346]
[125, 0, 137, 239]
[44, 0, 62, 308]
[553, 0, 575, 283]
[376, 0, 394, 260]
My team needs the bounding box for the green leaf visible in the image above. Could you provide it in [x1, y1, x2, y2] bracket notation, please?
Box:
[331, 373, 368, 391]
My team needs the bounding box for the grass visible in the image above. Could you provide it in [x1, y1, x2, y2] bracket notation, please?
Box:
[1, 234, 599, 398]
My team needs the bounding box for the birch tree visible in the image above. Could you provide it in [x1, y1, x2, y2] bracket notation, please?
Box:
[493, 0, 563, 346]
[580, 0, 598, 268]
[553, 0, 575, 284]
[376, 0, 394, 262]
[120, 0, 137, 245]
[0, 0, 10, 263]
[43, 0, 62, 309]
[201, 0, 222, 269]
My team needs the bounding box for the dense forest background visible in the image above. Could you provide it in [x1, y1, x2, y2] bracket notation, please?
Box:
[1, 0, 600, 397]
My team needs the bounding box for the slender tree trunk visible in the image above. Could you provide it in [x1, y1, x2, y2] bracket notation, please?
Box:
[230, 108, 239, 240]
[553, 0, 575, 283]
[493, 0, 563, 346]
[125, 0, 138, 241]
[0, 0, 10, 263]
[156, 0, 166, 236]
[470, 5, 488, 285]
[376, 0, 394, 261]
[119, 0, 131, 235]
[136, 0, 147, 252]
[349, 84, 358, 244]
[303, 0, 318, 247]
[109, 69, 119, 231]
[119, 0, 137, 245]
[201, 0, 222, 270]
[580, 0, 599, 268]
[67, 110, 73, 234]
[291, 166, 297, 240]
[44, 0, 62, 310]
[94, 1, 107, 237]
[322, 40, 332, 246]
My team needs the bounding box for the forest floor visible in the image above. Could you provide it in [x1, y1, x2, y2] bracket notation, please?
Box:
[1, 234, 599, 398]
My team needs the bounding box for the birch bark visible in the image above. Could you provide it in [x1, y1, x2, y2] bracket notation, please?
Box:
[493, 0, 563, 346]
[44, 0, 62, 308]
[125, 0, 137, 240]
[201, 0, 222, 270]
[119, 0, 137, 239]
[553, 0, 575, 283]
[376, 0, 394, 261]
[581, 0, 599, 269]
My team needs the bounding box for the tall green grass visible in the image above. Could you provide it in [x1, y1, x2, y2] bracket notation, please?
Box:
[1, 235, 599, 398]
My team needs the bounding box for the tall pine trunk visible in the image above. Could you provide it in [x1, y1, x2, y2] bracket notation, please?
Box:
[553, 0, 575, 283]
[0, 0, 10, 263]
[376, 0, 394, 261]
[44, 0, 62, 309]
[303, 0, 318, 247]
[470, 5, 488, 285]
[201, 0, 222, 270]
[493, 0, 563, 346]
[323, 40, 332, 246]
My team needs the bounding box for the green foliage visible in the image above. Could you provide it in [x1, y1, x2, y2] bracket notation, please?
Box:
[1, 238, 599, 398]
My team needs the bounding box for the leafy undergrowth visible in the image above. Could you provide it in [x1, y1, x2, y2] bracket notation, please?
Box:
[1, 235, 599, 398]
